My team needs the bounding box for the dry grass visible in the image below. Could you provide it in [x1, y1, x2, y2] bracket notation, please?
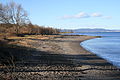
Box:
[8, 35, 62, 40]
[7, 35, 62, 49]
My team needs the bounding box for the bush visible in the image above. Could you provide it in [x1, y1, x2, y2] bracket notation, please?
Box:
[0, 23, 60, 37]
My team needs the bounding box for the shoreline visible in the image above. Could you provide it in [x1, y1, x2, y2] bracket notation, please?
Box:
[67, 36, 119, 67]
[0, 35, 120, 79]
[80, 36, 120, 69]
[53, 35, 120, 79]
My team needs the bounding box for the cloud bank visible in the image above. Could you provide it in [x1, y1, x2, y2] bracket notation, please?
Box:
[61, 12, 111, 19]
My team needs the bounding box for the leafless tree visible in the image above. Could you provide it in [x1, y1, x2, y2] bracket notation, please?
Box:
[0, 2, 30, 34]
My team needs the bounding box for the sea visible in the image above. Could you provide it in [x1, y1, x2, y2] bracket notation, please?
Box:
[64, 32, 120, 68]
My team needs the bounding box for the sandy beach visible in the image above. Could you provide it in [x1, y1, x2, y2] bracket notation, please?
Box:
[0, 35, 120, 80]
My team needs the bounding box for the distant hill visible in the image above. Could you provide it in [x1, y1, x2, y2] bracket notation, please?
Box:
[60, 28, 120, 32]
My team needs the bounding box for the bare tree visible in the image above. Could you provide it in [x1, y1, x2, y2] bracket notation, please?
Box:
[0, 2, 30, 34]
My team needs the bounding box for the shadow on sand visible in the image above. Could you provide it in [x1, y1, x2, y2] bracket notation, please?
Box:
[0, 40, 120, 72]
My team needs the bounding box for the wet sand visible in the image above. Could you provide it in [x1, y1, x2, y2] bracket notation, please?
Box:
[0, 35, 120, 80]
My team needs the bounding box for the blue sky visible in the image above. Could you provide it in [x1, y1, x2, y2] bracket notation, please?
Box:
[1, 0, 120, 29]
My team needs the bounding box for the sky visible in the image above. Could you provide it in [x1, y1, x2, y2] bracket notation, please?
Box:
[0, 0, 120, 29]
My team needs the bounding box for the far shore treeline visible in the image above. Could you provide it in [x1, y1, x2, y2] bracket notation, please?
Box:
[0, 2, 59, 38]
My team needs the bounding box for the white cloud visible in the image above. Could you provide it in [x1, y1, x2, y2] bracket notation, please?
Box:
[91, 13, 103, 17]
[61, 15, 73, 19]
[61, 12, 111, 19]
[61, 12, 90, 19]
[74, 12, 90, 18]
[104, 16, 112, 19]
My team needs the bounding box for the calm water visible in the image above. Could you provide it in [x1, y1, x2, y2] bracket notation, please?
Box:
[64, 32, 120, 68]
